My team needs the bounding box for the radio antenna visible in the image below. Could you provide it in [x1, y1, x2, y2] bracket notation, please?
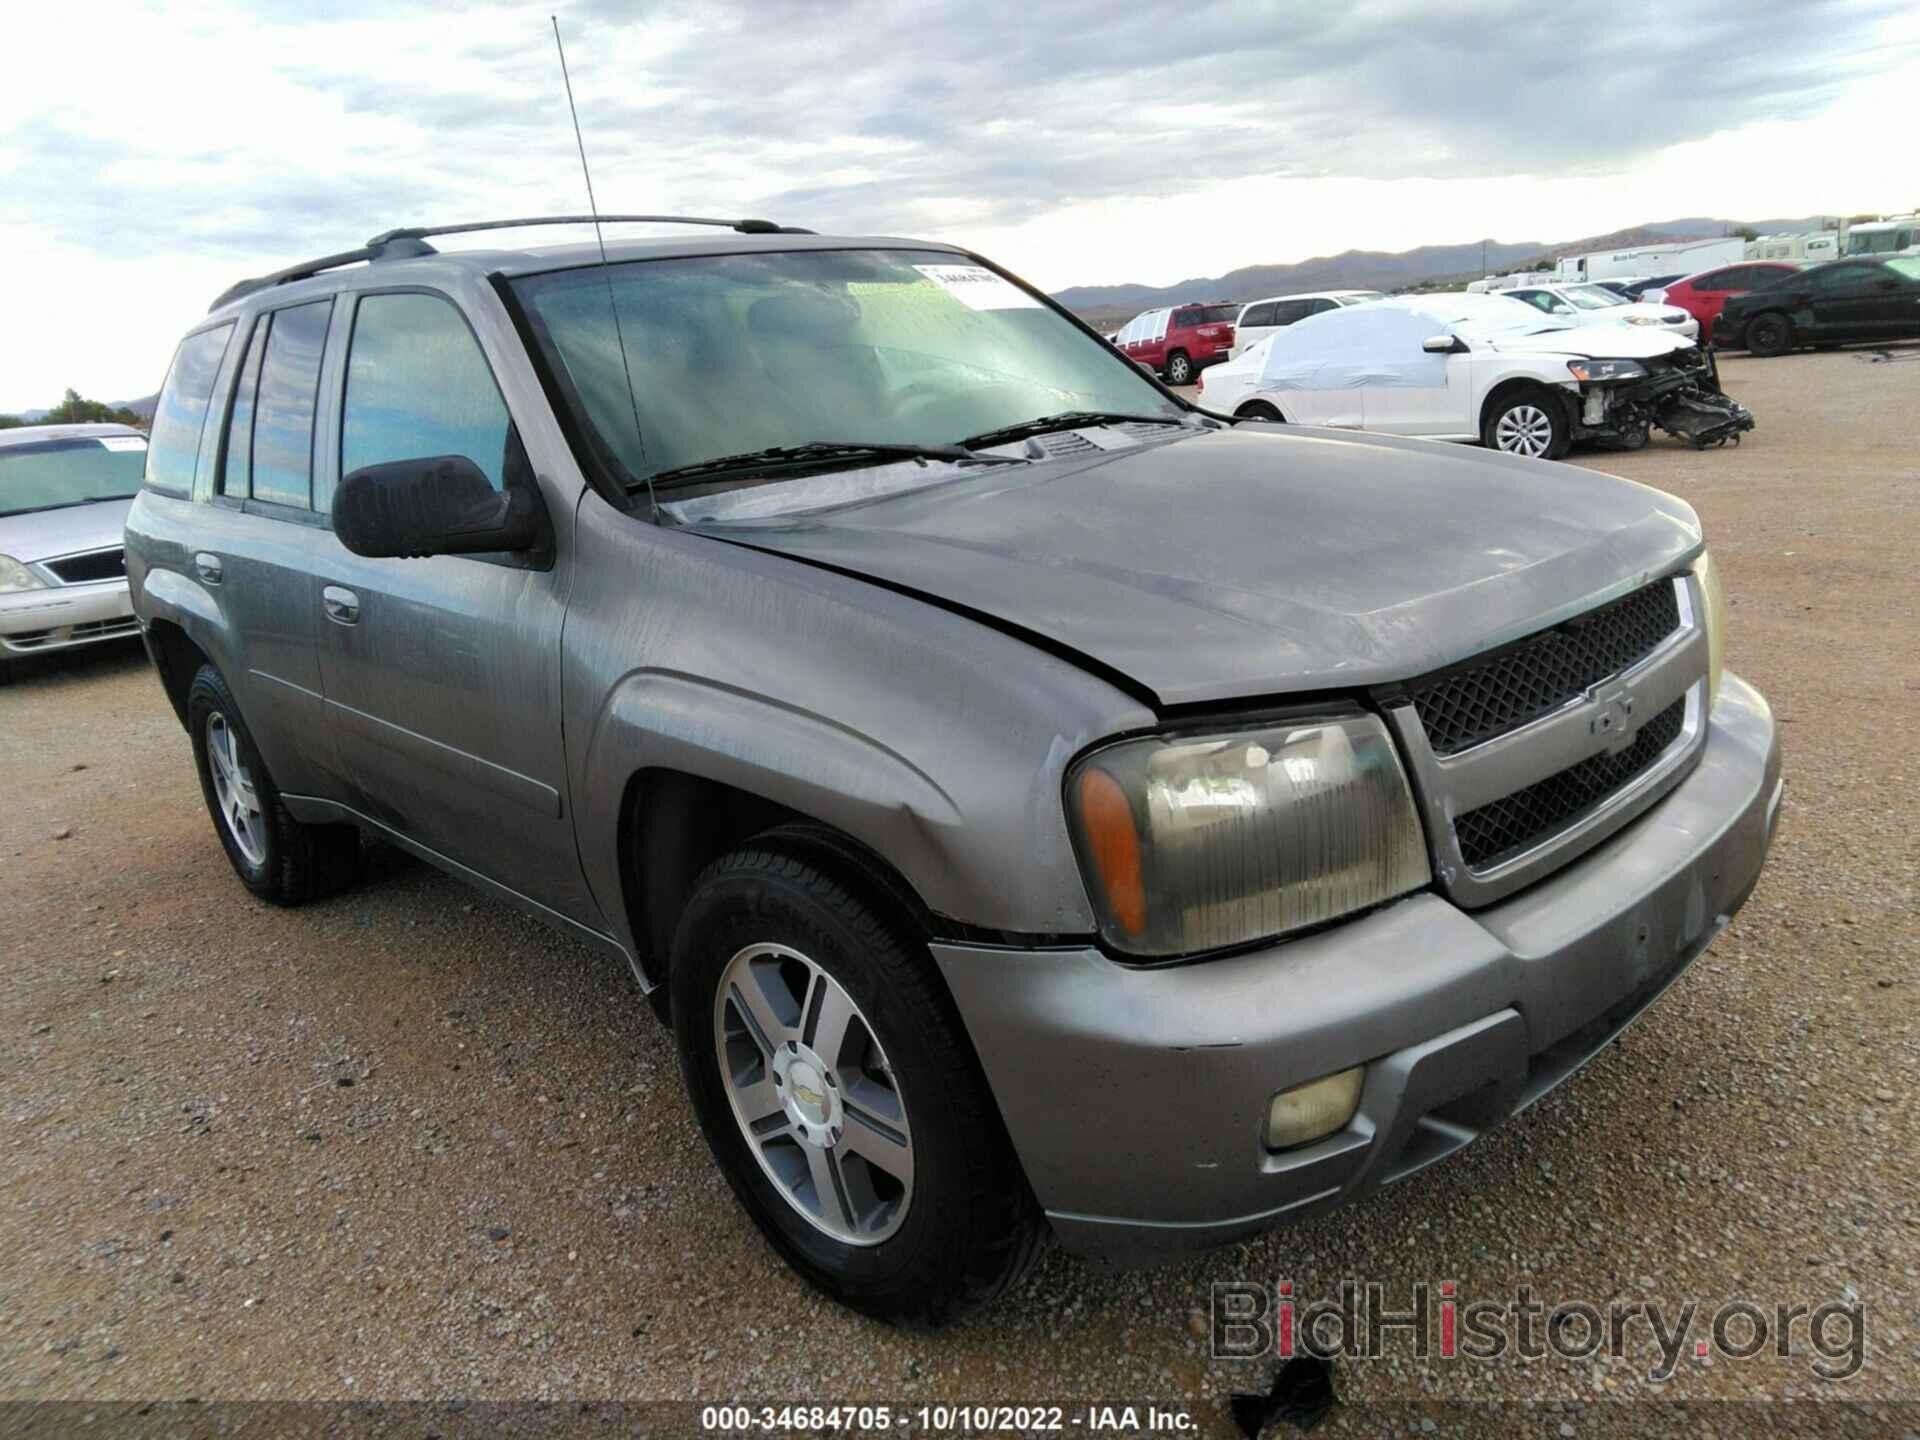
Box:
[551, 15, 655, 518]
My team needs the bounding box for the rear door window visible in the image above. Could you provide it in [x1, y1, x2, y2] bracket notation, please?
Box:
[248, 300, 334, 509]
[1271, 300, 1315, 325]
[145, 324, 235, 497]
[335, 292, 512, 512]
[1241, 302, 1277, 327]
[219, 318, 267, 497]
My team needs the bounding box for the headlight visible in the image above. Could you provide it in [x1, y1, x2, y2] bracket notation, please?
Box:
[0, 555, 44, 593]
[1624, 314, 1664, 326]
[1066, 713, 1430, 958]
[1566, 358, 1647, 382]
[1694, 548, 1728, 710]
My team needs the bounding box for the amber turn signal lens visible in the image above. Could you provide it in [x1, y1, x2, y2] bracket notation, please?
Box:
[1076, 767, 1147, 937]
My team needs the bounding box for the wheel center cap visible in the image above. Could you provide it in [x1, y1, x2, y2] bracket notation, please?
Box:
[773, 1041, 842, 1144]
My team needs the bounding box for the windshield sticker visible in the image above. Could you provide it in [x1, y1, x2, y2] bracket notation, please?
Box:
[96, 436, 148, 452]
[914, 264, 1041, 311]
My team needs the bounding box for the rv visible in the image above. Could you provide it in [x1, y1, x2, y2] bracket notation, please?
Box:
[1745, 232, 1839, 262]
[1844, 216, 1919, 257]
[1553, 237, 1745, 284]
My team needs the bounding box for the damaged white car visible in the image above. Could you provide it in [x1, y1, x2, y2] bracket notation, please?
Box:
[1197, 292, 1752, 458]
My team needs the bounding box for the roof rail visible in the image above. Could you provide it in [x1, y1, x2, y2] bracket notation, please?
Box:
[208, 213, 814, 313]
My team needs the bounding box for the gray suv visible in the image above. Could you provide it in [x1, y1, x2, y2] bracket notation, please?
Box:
[125, 218, 1782, 1325]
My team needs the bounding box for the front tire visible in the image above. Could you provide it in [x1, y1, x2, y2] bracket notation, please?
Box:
[670, 841, 1045, 1326]
[1744, 312, 1793, 357]
[1483, 387, 1570, 459]
[1236, 401, 1285, 423]
[187, 664, 359, 904]
[1164, 350, 1193, 385]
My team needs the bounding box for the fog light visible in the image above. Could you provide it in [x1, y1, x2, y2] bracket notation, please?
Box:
[1265, 1066, 1365, 1151]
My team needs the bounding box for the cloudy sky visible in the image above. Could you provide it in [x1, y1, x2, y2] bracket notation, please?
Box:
[2, 0, 1916, 410]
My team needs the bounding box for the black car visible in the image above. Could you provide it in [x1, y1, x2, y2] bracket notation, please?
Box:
[1600, 273, 1685, 301]
[1714, 256, 1920, 355]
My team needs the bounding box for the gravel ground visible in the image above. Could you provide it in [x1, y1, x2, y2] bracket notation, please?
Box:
[2, 348, 1915, 1434]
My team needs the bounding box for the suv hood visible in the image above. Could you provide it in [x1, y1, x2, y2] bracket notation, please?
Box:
[702, 428, 1702, 708]
[1487, 323, 1694, 360]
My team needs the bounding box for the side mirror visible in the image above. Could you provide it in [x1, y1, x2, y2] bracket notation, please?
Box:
[332, 456, 544, 559]
[1422, 334, 1460, 354]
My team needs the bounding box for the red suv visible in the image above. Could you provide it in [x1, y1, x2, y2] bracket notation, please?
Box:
[1115, 301, 1237, 384]
[1655, 263, 1801, 342]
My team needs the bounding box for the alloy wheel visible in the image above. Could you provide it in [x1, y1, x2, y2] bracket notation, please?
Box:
[713, 942, 914, 1245]
[205, 711, 268, 868]
[1494, 404, 1555, 457]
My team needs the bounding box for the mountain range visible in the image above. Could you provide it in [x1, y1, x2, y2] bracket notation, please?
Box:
[1052, 216, 1832, 319]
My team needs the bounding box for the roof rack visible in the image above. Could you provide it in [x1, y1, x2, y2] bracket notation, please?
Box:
[207, 213, 815, 312]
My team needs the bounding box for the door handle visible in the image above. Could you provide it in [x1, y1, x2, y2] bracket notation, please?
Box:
[322, 585, 360, 625]
[193, 552, 222, 584]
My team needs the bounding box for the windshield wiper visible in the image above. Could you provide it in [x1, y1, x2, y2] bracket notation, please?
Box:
[0, 496, 134, 517]
[647, 440, 1026, 491]
[958, 411, 1185, 450]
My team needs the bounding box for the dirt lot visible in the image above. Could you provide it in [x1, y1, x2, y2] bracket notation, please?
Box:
[2, 349, 1916, 1433]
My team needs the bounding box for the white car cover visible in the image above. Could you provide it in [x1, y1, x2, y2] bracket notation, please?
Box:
[1257, 305, 1449, 392]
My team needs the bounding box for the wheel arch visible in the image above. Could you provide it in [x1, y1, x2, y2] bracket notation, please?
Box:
[137, 565, 235, 729]
[1478, 375, 1573, 439]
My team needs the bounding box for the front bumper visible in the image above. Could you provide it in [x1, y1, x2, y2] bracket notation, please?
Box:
[934, 674, 1780, 1264]
[0, 580, 138, 655]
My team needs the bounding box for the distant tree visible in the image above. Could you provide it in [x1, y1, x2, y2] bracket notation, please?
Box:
[1733, 225, 1758, 242]
[40, 388, 145, 428]
[1846, 213, 1879, 225]
[0, 414, 29, 429]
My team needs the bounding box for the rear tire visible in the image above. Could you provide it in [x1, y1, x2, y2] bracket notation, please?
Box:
[187, 664, 359, 904]
[1236, 401, 1285, 423]
[1483, 387, 1570, 460]
[1164, 350, 1193, 385]
[1744, 312, 1793, 357]
[670, 841, 1045, 1326]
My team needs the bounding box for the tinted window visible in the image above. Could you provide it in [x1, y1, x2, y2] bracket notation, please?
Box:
[1309, 298, 1339, 314]
[1172, 308, 1200, 327]
[1242, 302, 1277, 327]
[1806, 264, 1876, 292]
[1692, 269, 1735, 292]
[337, 293, 512, 510]
[1271, 300, 1315, 325]
[1192, 304, 1237, 324]
[250, 300, 333, 508]
[220, 318, 266, 498]
[145, 324, 233, 497]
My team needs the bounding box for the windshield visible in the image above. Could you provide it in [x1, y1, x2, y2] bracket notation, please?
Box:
[1559, 285, 1628, 310]
[511, 249, 1183, 492]
[0, 434, 148, 517]
[1848, 227, 1911, 256]
[1449, 297, 1573, 338]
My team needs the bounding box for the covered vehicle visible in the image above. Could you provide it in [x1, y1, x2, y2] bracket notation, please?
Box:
[1198, 293, 1751, 456]
[0, 422, 147, 678]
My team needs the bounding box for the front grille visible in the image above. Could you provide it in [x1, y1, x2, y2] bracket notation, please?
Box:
[1453, 697, 1687, 869]
[1407, 580, 1681, 755]
[46, 548, 126, 584]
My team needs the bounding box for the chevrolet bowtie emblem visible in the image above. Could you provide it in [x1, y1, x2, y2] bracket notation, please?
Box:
[1590, 683, 1637, 755]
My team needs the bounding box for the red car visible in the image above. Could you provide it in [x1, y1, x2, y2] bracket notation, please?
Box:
[1653, 262, 1802, 342]
[1114, 301, 1237, 384]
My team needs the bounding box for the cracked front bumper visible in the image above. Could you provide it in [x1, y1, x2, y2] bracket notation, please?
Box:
[934, 674, 1781, 1264]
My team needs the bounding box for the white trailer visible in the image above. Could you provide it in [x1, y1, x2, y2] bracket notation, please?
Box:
[1553, 237, 1745, 283]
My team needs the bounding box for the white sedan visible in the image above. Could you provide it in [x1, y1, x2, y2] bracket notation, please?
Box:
[1502, 282, 1699, 341]
[1195, 292, 1729, 458]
